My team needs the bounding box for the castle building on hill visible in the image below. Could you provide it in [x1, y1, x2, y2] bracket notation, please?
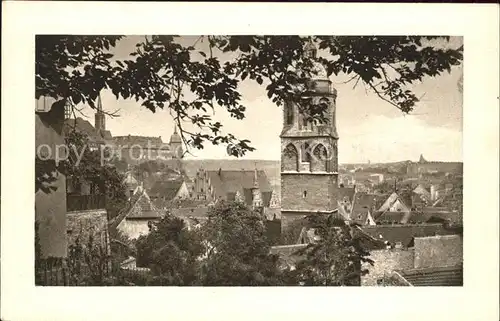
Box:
[280, 40, 341, 231]
[406, 154, 463, 176]
[63, 93, 183, 165]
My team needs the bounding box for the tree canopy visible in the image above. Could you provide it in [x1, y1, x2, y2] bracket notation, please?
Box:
[36, 35, 463, 157]
[129, 201, 375, 286]
[61, 130, 127, 219]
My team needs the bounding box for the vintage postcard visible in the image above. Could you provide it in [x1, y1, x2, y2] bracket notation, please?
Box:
[2, 2, 499, 321]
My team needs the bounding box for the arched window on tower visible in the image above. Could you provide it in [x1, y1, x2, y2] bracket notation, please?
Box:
[301, 143, 311, 163]
[283, 144, 299, 172]
[312, 144, 328, 172]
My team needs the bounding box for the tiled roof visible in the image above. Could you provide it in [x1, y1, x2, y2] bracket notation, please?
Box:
[360, 223, 455, 248]
[375, 211, 412, 224]
[149, 179, 184, 200]
[350, 193, 385, 224]
[207, 170, 272, 201]
[397, 265, 463, 286]
[127, 192, 163, 219]
[108, 192, 145, 231]
[113, 135, 166, 148]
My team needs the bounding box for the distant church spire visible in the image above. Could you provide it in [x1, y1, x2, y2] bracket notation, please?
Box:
[95, 93, 105, 132]
[97, 94, 103, 112]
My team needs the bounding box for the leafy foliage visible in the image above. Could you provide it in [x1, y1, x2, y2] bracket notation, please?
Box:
[293, 215, 373, 286]
[36, 35, 463, 157]
[60, 130, 127, 219]
[200, 201, 284, 285]
[135, 214, 204, 285]
[67, 234, 111, 286]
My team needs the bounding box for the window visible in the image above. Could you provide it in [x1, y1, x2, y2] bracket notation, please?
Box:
[303, 191, 307, 198]
[301, 143, 311, 163]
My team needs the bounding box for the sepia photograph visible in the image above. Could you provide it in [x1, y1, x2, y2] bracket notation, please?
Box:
[34, 35, 465, 287]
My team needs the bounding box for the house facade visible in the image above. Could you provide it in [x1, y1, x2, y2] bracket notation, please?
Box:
[35, 96, 68, 258]
[112, 188, 163, 240]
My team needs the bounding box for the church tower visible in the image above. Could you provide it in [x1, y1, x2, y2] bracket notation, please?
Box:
[169, 126, 184, 159]
[280, 39, 339, 231]
[94, 94, 106, 132]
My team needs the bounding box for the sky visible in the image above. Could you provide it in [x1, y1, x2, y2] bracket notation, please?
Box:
[74, 36, 463, 163]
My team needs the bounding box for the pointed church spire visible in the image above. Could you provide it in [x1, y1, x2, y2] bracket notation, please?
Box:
[97, 93, 103, 113]
[94, 93, 106, 132]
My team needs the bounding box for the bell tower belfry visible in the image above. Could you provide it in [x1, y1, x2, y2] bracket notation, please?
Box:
[280, 39, 339, 231]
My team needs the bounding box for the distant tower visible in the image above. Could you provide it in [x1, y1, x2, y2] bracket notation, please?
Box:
[280, 39, 339, 231]
[251, 165, 263, 209]
[94, 94, 105, 132]
[169, 126, 183, 159]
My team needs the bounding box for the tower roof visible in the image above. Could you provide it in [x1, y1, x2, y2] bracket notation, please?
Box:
[96, 93, 103, 113]
[170, 126, 182, 143]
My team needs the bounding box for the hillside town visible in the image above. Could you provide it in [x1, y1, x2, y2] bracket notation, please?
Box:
[34, 36, 463, 287]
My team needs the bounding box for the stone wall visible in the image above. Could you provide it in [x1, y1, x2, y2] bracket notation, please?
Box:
[281, 174, 337, 212]
[281, 212, 307, 232]
[414, 234, 463, 269]
[362, 248, 415, 286]
[67, 209, 110, 255]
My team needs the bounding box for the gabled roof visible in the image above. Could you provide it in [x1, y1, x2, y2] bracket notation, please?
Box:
[207, 170, 272, 201]
[113, 135, 166, 147]
[127, 191, 163, 219]
[350, 193, 385, 224]
[378, 192, 411, 213]
[149, 179, 184, 200]
[110, 190, 163, 231]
